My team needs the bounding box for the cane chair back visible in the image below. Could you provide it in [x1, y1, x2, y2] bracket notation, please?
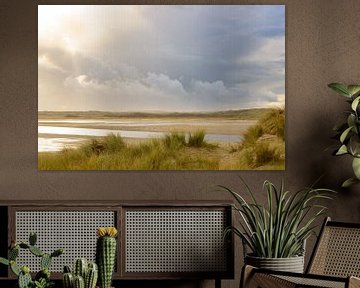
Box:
[307, 217, 360, 278]
[241, 218, 360, 288]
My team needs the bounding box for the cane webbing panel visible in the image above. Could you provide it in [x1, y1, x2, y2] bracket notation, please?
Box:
[277, 275, 345, 288]
[15, 211, 115, 272]
[125, 210, 227, 273]
[309, 226, 360, 277]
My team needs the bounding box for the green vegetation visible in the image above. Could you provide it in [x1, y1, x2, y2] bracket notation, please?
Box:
[38, 108, 273, 120]
[229, 108, 285, 169]
[38, 108, 285, 170]
[328, 82, 360, 187]
[39, 131, 219, 170]
[222, 178, 334, 258]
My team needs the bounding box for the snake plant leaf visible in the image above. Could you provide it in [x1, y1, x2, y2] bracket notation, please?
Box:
[347, 85, 360, 97]
[352, 157, 360, 179]
[328, 83, 351, 97]
[340, 127, 353, 143]
[336, 144, 348, 155]
[351, 96, 360, 111]
[342, 177, 360, 188]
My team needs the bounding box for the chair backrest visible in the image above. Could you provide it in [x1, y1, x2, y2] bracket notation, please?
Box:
[307, 217, 360, 277]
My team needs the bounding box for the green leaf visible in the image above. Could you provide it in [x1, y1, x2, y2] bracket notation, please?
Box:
[347, 114, 356, 128]
[352, 96, 360, 111]
[0, 257, 9, 266]
[333, 122, 348, 132]
[347, 85, 360, 97]
[328, 83, 351, 97]
[340, 127, 352, 143]
[10, 261, 20, 276]
[336, 145, 348, 155]
[342, 177, 360, 188]
[29, 232, 37, 246]
[352, 157, 360, 179]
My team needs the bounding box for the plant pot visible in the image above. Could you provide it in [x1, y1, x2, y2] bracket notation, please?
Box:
[245, 254, 304, 273]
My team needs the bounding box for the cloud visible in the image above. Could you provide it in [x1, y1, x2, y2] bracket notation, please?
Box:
[38, 5, 285, 112]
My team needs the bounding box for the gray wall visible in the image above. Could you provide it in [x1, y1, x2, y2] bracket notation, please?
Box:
[1, 0, 360, 287]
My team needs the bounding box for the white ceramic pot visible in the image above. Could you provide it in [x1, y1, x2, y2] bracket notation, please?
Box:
[245, 254, 305, 273]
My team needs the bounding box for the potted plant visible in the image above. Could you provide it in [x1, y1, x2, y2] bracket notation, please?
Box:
[328, 82, 360, 187]
[0, 232, 63, 288]
[221, 179, 334, 273]
[62, 258, 98, 288]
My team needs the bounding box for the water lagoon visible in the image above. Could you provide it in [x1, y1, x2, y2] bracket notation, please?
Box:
[38, 119, 253, 152]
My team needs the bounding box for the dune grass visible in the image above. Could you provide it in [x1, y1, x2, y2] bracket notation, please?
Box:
[38, 109, 285, 170]
[39, 131, 219, 170]
[224, 107, 285, 169]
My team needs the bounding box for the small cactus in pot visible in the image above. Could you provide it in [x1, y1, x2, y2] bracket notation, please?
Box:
[62, 259, 98, 288]
[0, 232, 63, 288]
[96, 227, 118, 288]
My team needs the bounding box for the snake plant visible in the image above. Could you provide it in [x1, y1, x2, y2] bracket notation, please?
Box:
[221, 178, 335, 258]
[328, 83, 360, 187]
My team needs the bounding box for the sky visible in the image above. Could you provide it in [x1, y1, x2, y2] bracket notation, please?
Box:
[38, 5, 285, 112]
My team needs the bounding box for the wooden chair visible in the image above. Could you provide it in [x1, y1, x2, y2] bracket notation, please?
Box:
[241, 217, 360, 288]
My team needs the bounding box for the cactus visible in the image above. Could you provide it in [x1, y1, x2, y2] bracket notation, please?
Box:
[41, 253, 52, 270]
[51, 248, 64, 257]
[63, 260, 98, 288]
[0, 257, 9, 266]
[18, 270, 32, 288]
[10, 260, 20, 276]
[64, 265, 72, 273]
[96, 227, 118, 288]
[9, 246, 19, 260]
[34, 268, 51, 284]
[74, 275, 85, 288]
[85, 263, 98, 288]
[63, 272, 74, 288]
[74, 258, 88, 279]
[29, 245, 44, 257]
[29, 232, 37, 246]
[0, 232, 63, 288]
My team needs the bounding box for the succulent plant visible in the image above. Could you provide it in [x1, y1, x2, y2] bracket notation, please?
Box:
[96, 227, 118, 288]
[0, 232, 63, 288]
[85, 262, 98, 288]
[74, 275, 85, 288]
[63, 260, 98, 288]
[74, 258, 88, 280]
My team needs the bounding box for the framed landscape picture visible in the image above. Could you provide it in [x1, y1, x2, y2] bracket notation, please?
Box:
[38, 5, 285, 170]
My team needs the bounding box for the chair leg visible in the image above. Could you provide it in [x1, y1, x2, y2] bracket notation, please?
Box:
[240, 265, 255, 288]
[240, 265, 296, 288]
[215, 278, 221, 288]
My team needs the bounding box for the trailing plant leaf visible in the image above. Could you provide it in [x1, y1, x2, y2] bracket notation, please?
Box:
[329, 82, 360, 186]
[351, 96, 360, 111]
[336, 145, 348, 155]
[352, 157, 360, 179]
[347, 85, 360, 97]
[342, 177, 360, 188]
[328, 83, 351, 97]
[340, 127, 353, 143]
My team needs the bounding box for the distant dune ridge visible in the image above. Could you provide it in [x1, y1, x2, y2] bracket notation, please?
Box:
[38, 108, 274, 120]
